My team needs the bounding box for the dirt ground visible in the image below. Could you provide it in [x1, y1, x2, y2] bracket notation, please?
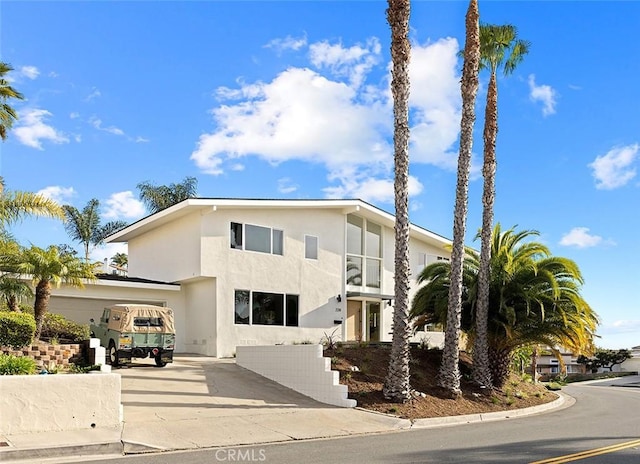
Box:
[324, 344, 557, 420]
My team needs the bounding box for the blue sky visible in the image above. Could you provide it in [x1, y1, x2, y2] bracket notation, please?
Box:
[2, 1, 638, 349]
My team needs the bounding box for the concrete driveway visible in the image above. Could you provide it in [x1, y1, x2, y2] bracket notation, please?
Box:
[117, 355, 410, 453]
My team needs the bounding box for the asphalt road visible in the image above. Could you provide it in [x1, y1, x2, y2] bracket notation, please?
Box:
[84, 378, 640, 464]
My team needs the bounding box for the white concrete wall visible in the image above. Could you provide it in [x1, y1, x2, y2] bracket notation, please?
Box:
[236, 344, 356, 408]
[620, 357, 640, 372]
[0, 373, 122, 434]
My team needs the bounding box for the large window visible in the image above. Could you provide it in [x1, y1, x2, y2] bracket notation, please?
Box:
[234, 290, 299, 326]
[230, 222, 283, 255]
[346, 214, 382, 289]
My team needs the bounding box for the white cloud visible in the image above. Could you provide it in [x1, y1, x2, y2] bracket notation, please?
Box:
[264, 34, 307, 54]
[36, 186, 75, 204]
[70, 112, 80, 119]
[89, 115, 125, 136]
[135, 136, 150, 143]
[102, 191, 146, 220]
[309, 37, 381, 88]
[277, 177, 299, 194]
[20, 65, 40, 80]
[84, 88, 101, 102]
[13, 109, 69, 150]
[589, 144, 639, 190]
[559, 227, 603, 248]
[191, 37, 462, 199]
[324, 174, 424, 204]
[528, 74, 557, 116]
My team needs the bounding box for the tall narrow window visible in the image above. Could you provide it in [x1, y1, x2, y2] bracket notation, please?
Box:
[231, 222, 243, 249]
[273, 229, 284, 256]
[286, 294, 299, 326]
[234, 290, 250, 324]
[305, 235, 318, 260]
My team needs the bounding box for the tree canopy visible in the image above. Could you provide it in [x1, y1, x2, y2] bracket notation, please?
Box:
[137, 176, 198, 214]
[411, 224, 599, 388]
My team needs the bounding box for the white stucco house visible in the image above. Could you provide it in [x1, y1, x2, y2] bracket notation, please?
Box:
[49, 198, 451, 358]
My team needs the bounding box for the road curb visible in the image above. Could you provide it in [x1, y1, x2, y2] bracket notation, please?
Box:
[410, 391, 572, 429]
[0, 441, 123, 463]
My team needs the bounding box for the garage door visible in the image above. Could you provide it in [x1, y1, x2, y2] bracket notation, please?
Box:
[49, 296, 167, 326]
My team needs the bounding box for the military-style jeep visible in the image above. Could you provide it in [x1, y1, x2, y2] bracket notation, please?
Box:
[90, 304, 175, 367]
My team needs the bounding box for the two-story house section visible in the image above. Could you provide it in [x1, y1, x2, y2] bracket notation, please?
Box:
[107, 198, 452, 358]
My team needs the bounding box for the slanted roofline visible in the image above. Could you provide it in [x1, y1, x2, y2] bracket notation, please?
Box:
[106, 198, 452, 249]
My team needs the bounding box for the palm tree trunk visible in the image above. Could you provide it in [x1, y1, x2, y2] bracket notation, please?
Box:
[439, 0, 480, 398]
[472, 70, 498, 389]
[7, 295, 20, 312]
[33, 279, 51, 340]
[489, 345, 512, 388]
[383, 0, 412, 403]
[531, 345, 539, 383]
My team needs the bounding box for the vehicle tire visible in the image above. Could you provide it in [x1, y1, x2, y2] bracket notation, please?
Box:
[108, 340, 119, 367]
[155, 355, 167, 367]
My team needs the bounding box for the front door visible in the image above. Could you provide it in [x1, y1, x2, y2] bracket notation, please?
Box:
[346, 301, 362, 341]
[366, 302, 381, 342]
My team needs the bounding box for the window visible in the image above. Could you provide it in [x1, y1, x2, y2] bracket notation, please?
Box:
[234, 289, 299, 326]
[305, 235, 318, 260]
[230, 222, 283, 255]
[346, 214, 382, 290]
[134, 317, 163, 327]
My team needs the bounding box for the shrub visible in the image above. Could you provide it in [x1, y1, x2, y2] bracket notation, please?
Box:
[0, 311, 36, 348]
[39, 313, 90, 343]
[0, 354, 37, 375]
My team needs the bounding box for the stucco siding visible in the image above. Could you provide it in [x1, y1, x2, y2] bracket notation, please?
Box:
[183, 279, 217, 356]
[128, 212, 201, 282]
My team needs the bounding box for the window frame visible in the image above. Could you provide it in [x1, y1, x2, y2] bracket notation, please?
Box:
[230, 222, 284, 256]
[233, 289, 299, 327]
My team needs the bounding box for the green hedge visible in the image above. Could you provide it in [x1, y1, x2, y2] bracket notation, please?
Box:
[40, 313, 90, 343]
[0, 312, 36, 348]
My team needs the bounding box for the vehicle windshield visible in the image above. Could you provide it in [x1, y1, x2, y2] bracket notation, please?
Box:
[133, 317, 164, 327]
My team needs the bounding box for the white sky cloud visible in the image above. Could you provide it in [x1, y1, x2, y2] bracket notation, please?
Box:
[84, 88, 101, 102]
[277, 177, 299, 194]
[36, 185, 76, 203]
[70, 112, 80, 119]
[559, 227, 603, 248]
[13, 109, 69, 150]
[324, 174, 424, 204]
[91, 242, 128, 268]
[20, 65, 40, 80]
[528, 74, 557, 116]
[102, 191, 146, 220]
[191, 37, 463, 200]
[264, 34, 307, 54]
[89, 115, 125, 136]
[135, 136, 150, 143]
[589, 144, 639, 190]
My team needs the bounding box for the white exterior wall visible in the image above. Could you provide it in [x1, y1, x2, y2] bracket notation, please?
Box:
[182, 278, 217, 356]
[128, 212, 201, 282]
[199, 208, 345, 358]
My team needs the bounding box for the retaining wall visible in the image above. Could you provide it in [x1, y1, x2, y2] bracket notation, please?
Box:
[236, 344, 356, 408]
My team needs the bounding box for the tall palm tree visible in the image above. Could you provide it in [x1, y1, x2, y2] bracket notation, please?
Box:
[412, 225, 598, 388]
[0, 62, 24, 141]
[439, 0, 480, 398]
[62, 199, 127, 262]
[137, 176, 198, 214]
[0, 177, 65, 231]
[17, 245, 95, 339]
[382, 0, 412, 403]
[473, 24, 530, 389]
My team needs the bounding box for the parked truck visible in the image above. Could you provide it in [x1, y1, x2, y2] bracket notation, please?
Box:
[90, 304, 175, 367]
